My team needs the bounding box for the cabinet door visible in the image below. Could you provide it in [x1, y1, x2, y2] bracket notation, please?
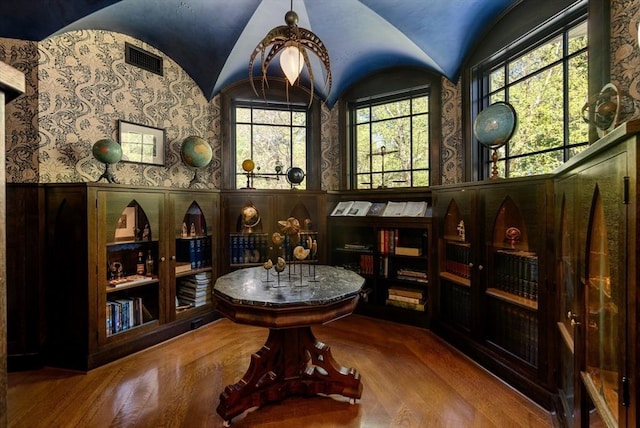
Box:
[169, 191, 218, 321]
[97, 190, 165, 345]
[577, 149, 629, 427]
[433, 187, 477, 333]
[555, 172, 580, 426]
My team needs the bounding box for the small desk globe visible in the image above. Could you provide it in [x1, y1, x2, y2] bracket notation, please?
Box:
[286, 167, 305, 189]
[474, 102, 517, 179]
[93, 138, 122, 183]
[181, 136, 213, 187]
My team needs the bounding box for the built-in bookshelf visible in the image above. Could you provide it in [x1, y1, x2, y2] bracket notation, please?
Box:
[327, 191, 432, 327]
[44, 184, 220, 370]
[431, 176, 554, 409]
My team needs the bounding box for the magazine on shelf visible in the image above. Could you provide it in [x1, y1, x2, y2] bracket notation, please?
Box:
[347, 201, 372, 216]
[382, 201, 428, 217]
[366, 202, 387, 216]
[331, 201, 354, 216]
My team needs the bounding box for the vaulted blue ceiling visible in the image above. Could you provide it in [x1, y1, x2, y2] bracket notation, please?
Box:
[0, 0, 518, 106]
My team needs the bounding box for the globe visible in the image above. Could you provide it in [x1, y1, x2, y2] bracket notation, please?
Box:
[92, 138, 122, 165]
[242, 159, 255, 172]
[181, 136, 212, 168]
[474, 102, 517, 149]
[286, 167, 305, 185]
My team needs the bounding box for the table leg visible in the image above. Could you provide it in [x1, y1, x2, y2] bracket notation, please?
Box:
[217, 326, 362, 422]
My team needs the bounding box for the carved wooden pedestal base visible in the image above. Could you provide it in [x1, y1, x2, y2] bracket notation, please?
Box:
[216, 326, 362, 423]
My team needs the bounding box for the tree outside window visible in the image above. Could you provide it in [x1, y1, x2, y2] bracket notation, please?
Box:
[350, 88, 430, 189]
[476, 18, 589, 178]
[234, 103, 307, 190]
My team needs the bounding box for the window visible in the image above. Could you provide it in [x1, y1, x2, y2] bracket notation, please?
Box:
[475, 15, 588, 178]
[233, 102, 308, 190]
[350, 87, 430, 189]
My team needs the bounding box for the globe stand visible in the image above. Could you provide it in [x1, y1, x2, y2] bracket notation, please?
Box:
[188, 168, 208, 188]
[96, 163, 118, 183]
[489, 148, 501, 180]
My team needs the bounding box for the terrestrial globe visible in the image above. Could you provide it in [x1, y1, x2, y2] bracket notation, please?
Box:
[473, 102, 517, 149]
[92, 138, 122, 165]
[474, 102, 517, 179]
[92, 138, 122, 183]
[181, 136, 213, 168]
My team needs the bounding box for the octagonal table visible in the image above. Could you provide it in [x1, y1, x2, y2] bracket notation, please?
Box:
[213, 265, 365, 424]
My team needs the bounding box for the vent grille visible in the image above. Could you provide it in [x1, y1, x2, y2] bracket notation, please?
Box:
[125, 42, 163, 76]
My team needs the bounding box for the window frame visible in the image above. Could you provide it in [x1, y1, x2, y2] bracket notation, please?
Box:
[470, 2, 590, 179]
[341, 68, 442, 189]
[220, 78, 322, 190]
[348, 86, 432, 189]
[231, 99, 310, 190]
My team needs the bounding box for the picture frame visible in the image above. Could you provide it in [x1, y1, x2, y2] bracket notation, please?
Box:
[114, 206, 136, 240]
[118, 120, 165, 166]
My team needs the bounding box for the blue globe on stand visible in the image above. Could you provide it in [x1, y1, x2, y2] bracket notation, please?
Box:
[181, 136, 213, 187]
[474, 102, 517, 179]
[93, 138, 122, 183]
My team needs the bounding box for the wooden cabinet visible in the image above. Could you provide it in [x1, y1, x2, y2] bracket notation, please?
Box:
[44, 183, 220, 370]
[554, 120, 640, 427]
[220, 190, 327, 274]
[326, 190, 432, 328]
[431, 176, 556, 409]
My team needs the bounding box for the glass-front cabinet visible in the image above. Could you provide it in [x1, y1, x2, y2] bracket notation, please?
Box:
[554, 120, 639, 427]
[45, 183, 219, 371]
[432, 175, 555, 410]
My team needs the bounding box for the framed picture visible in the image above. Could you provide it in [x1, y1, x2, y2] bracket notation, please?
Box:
[114, 206, 136, 240]
[118, 120, 165, 166]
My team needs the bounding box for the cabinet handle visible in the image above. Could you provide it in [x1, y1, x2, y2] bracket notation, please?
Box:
[468, 263, 473, 268]
[478, 265, 483, 271]
[567, 311, 581, 327]
[160, 256, 166, 262]
[170, 255, 176, 261]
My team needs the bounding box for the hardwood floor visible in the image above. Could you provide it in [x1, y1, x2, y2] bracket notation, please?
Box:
[7, 315, 555, 427]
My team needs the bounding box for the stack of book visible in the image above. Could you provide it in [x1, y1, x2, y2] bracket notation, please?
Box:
[396, 268, 428, 283]
[386, 286, 426, 311]
[177, 272, 212, 308]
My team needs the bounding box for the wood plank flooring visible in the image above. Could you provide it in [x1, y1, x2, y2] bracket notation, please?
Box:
[7, 315, 555, 427]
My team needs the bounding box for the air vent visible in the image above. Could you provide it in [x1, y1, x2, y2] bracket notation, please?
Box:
[125, 42, 163, 76]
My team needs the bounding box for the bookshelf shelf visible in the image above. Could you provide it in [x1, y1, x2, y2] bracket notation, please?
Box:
[485, 288, 538, 311]
[439, 271, 471, 287]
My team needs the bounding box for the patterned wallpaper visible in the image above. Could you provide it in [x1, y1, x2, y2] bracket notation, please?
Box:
[440, 77, 464, 184]
[610, 0, 640, 112]
[1, 1, 638, 188]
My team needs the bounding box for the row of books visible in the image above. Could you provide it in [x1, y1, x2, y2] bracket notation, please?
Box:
[381, 229, 423, 256]
[177, 272, 213, 308]
[359, 254, 375, 275]
[106, 297, 152, 337]
[444, 241, 471, 278]
[176, 237, 212, 270]
[386, 286, 426, 311]
[229, 233, 268, 265]
[487, 300, 539, 367]
[440, 281, 471, 328]
[493, 250, 539, 301]
[331, 200, 429, 217]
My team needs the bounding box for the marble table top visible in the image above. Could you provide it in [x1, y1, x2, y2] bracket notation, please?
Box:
[213, 265, 365, 307]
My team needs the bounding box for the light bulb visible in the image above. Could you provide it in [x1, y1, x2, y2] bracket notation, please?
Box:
[280, 45, 304, 85]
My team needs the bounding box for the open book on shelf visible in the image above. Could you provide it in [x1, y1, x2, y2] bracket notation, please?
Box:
[382, 201, 428, 217]
[331, 201, 372, 216]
